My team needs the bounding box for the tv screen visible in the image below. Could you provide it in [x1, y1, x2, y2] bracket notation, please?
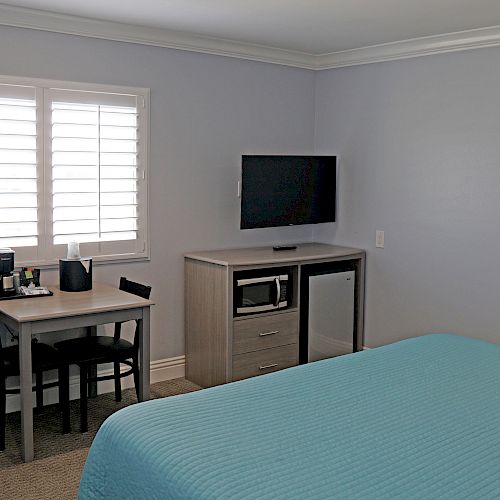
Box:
[240, 155, 336, 229]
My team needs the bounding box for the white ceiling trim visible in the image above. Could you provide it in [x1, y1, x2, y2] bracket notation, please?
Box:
[316, 25, 500, 69]
[0, 4, 315, 69]
[1, 4, 500, 71]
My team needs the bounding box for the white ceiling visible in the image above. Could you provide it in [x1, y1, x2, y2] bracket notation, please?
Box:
[4, 0, 500, 54]
[2, 1, 500, 69]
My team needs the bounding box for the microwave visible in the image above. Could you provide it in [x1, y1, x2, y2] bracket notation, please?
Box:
[234, 268, 291, 316]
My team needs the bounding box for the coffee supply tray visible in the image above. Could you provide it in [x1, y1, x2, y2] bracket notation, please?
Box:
[0, 290, 53, 301]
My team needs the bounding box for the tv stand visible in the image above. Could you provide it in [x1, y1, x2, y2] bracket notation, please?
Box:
[185, 243, 365, 388]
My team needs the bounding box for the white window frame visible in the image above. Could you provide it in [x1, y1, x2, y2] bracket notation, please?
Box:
[0, 75, 150, 267]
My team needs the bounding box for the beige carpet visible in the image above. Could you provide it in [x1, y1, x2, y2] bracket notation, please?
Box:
[0, 378, 200, 500]
[0, 448, 89, 500]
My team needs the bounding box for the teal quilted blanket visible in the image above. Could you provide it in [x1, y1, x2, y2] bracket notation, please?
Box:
[78, 334, 500, 499]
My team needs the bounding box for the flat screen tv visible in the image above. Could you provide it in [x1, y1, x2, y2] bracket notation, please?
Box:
[240, 155, 336, 229]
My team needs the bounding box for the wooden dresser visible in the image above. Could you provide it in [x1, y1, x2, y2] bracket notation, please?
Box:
[185, 243, 365, 388]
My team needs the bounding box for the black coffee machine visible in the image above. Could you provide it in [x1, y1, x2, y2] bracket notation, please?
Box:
[0, 248, 16, 296]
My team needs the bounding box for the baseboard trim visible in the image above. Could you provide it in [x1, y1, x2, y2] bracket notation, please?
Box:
[5, 355, 185, 413]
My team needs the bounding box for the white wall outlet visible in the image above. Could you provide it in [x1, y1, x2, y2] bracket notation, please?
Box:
[375, 230, 385, 248]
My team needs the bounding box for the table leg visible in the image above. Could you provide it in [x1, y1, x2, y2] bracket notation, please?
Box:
[19, 322, 34, 462]
[87, 326, 97, 398]
[137, 307, 150, 402]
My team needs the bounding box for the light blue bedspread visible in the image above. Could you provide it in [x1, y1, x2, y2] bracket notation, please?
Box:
[78, 334, 500, 499]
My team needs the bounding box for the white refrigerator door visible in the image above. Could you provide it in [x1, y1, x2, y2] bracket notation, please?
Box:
[308, 270, 355, 362]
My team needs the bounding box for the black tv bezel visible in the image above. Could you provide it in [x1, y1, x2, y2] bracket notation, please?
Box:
[240, 154, 337, 230]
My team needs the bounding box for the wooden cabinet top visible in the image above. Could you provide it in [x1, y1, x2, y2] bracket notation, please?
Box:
[185, 243, 364, 267]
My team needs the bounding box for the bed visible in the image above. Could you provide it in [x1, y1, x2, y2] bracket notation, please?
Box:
[78, 334, 500, 499]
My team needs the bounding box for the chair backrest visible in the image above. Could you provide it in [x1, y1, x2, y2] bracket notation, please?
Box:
[119, 276, 152, 300]
[0, 336, 4, 379]
[114, 277, 152, 345]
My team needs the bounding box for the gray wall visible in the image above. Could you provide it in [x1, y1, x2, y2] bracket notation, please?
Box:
[4, 23, 498, 357]
[0, 26, 316, 360]
[314, 47, 500, 347]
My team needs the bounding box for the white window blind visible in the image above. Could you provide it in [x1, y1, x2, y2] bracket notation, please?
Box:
[49, 90, 139, 246]
[0, 77, 149, 266]
[0, 85, 39, 250]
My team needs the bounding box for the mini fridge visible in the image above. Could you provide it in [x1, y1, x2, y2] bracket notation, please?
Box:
[300, 263, 356, 363]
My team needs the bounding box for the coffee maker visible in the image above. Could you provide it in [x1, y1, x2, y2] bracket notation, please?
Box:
[0, 248, 16, 296]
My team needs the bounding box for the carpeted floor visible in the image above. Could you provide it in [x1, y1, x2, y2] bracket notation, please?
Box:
[0, 378, 200, 500]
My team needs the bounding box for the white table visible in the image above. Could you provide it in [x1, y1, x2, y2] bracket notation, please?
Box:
[0, 283, 154, 462]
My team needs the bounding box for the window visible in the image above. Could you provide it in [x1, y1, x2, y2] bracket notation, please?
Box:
[0, 77, 149, 265]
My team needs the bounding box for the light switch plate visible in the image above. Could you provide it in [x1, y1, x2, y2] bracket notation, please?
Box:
[375, 230, 385, 248]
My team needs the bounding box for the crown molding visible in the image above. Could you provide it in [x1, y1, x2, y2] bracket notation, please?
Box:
[314, 25, 500, 70]
[1, 4, 500, 71]
[0, 4, 315, 70]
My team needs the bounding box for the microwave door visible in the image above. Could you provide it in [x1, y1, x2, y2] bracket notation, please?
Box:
[236, 276, 278, 286]
[236, 276, 280, 314]
[238, 303, 279, 314]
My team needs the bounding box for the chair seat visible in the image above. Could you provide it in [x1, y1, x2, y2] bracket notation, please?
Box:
[2, 342, 63, 376]
[52, 278, 151, 434]
[54, 336, 136, 365]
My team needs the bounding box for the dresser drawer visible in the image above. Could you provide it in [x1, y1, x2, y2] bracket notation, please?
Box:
[232, 344, 298, 381]
[233, 311, 298, 355]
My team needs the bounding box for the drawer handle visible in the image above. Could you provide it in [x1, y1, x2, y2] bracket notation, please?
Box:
[259, 330, 279, 337]
[259, 363, 278, 370]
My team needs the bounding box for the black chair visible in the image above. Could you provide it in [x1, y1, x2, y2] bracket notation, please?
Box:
[54, 277, 151, 432]
[0, 339, 70, 451]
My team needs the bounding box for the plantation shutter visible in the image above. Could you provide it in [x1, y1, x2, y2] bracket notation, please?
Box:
[0, 77, 148, 265]
[0, 84, 39, 253]
[46, 89, 145, 258]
